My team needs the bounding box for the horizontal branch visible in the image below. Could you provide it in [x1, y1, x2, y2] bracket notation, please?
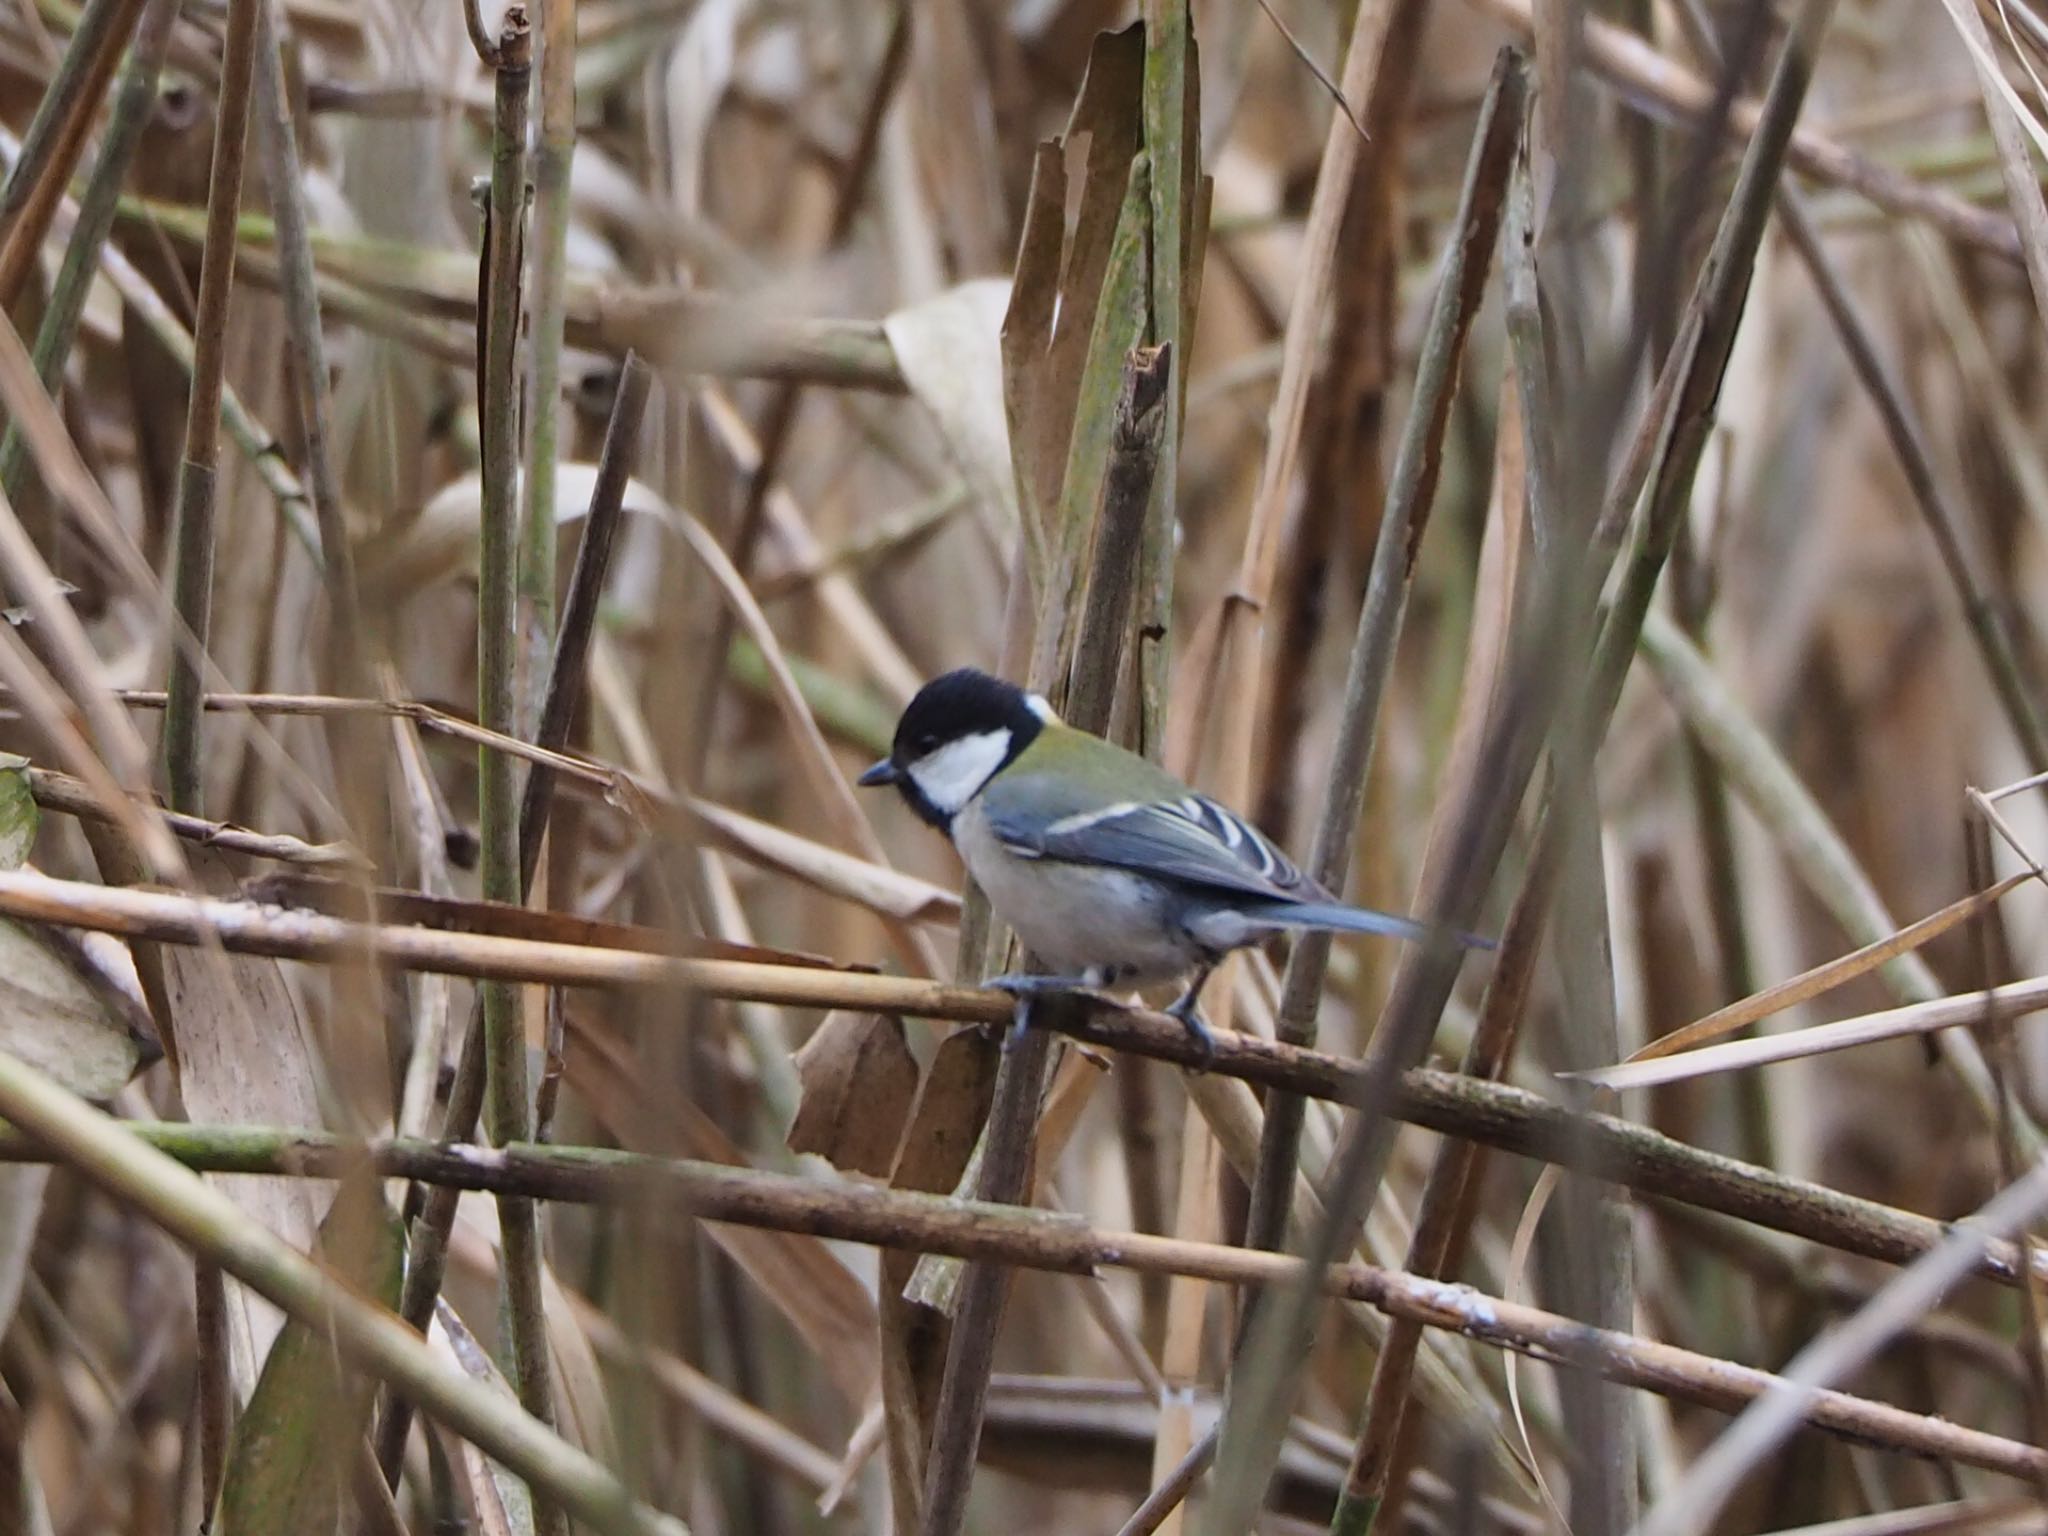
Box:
[28, 767, 368, 870]
[0, 870, 2031, 1293]
[17, 1119, 2043, 1487]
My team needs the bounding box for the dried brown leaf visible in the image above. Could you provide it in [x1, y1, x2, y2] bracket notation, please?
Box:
[786, 1011, 920, 1178]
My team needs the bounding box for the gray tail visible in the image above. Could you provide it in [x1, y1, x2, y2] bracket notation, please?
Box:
[1253, 901, 1497, 953]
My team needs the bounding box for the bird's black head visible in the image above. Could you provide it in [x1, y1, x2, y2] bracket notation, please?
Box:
[857, 668, 1051, 830]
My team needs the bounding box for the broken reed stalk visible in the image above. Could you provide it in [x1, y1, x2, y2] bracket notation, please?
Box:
[0, 0, 177, 504]
[916, 342, 1177, 1536]
[374, 354, 652, 1480]
[1065, 343, 1173, 729]
[469, 13, 563, 1532]
[26, 768, 365, 868]
[7, 1111, 2046, 1490]
[1240, 46, 1525, 1269]
[0, 1047, 685, 1536]
[0, 0, 149, 308]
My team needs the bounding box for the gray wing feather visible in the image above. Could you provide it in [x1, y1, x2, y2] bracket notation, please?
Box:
[982, 784, 1317, 902]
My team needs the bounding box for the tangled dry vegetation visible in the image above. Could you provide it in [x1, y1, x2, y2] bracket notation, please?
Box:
[13, 0, 2048, 1532]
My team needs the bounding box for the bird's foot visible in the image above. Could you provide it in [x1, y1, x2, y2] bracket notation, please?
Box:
[983, 973, 1128, 1051]
[1164, 991, 1217, 1066]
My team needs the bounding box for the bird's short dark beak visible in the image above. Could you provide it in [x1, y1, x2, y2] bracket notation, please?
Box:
[857, 758, 899, 788]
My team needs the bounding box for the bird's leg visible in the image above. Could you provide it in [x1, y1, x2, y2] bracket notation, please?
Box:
[1164, 962, 1219, 1061]
[984, 969, 1129, 1050]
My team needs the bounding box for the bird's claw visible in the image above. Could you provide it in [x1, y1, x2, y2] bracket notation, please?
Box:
[983, 974, 1126, 1052]
[1165, 996, 1217, 1067]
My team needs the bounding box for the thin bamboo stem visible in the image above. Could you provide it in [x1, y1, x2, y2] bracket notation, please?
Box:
[471, 15, 560, 1532]
[154, 0, 264, 1507]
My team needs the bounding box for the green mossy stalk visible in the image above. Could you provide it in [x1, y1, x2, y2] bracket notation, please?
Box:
[474, 13, 566, 1535]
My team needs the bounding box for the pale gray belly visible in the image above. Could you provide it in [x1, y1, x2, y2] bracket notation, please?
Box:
[951, 803, 1196, 982]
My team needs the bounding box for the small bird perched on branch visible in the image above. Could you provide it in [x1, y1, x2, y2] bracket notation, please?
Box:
[858, 668, 1493, 1050]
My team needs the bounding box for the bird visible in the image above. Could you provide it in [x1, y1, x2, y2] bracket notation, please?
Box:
[857, 667, 1493, 1052]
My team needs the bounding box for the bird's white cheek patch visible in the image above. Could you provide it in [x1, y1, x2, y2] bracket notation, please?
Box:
[906, 729, 1012, 815]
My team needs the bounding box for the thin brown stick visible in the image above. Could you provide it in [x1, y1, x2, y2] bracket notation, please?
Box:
[26, 768, 368, 869]
[469, 15, 561, 1533]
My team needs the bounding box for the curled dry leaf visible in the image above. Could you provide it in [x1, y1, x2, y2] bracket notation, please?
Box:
[883, 279, 1020, 543]
[787, 1011, 920, 1177]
